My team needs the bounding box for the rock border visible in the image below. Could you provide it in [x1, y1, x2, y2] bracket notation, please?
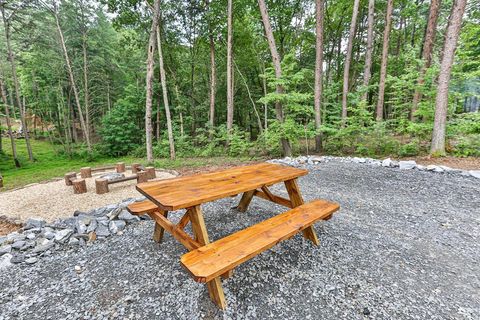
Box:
[268, 155, 480, 179]
[0, 197, 148, 269]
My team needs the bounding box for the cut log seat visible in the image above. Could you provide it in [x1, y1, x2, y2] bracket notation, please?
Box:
[180, 199, 339, 283]
[127, 200, 159, 215]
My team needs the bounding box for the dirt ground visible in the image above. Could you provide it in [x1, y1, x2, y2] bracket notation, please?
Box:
[401, 156, 480, 170]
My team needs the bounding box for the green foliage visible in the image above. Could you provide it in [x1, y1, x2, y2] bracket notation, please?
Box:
[99, 85, 144, 156]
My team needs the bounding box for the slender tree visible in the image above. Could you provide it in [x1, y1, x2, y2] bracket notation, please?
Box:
[226, 0, 234, 133]
[156, 23, 175, 160]
[51, 3, 92, 152]
[258, 0, 292, 156]
[145, 0, 161, 162]
[375, 0, 394, 121]
[362, 0, 375, 102]
[341, 0, 360, 125]
[314, 0, 324, 151]
[1, 4, 34, 160]
[411, 0, 441, 119]
[431, 0, 467, 155]
[0, 70, 19, 167]
[208, 26, 216, 128]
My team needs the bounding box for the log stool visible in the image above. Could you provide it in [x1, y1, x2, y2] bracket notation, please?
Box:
[116, 162, 126, 173]
[73, 179, 87, 194]
[145, 167, 156, 179]
[64, 172, 77, 186]
[137, 171, 149, 183]
[132, 163, 141, 174]
[95, 178, 109, 194]
[80, 167, 92, 178]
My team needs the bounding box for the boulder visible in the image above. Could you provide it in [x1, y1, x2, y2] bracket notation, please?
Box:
[0, 245, 12, 256]
[25, 257, 38, 264]
[24, 217, 46, 230]
[0, 253, 13, 270]
[11, 240, 26, 250]
[352, 157, 366, 163]
[86, 219, 98, 233]
[107, 207, 122, 220]
[469, 170, 480, 179]
[118, 210, 140, 223]
[382, 158, 392, 167]
[399, 161, 416, 170]
[32, 238, 54, 253]
[426, 165, 443, 172]
[109, 220, 126, 234]
[55, 229, 74, 243]
[95, 224, 110, 237]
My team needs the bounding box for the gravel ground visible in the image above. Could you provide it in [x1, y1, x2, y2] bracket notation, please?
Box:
[0, 161, 479, 319]
[0, 170, 175, 223]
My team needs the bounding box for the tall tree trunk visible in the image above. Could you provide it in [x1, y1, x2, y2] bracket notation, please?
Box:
[156, 95, 161, 141]
[411, 0, 441, 120]
[209, 32, 216, 128]
[226, 0, 234, 134]
[53, 7, 91, 152]
[156, 24, 176, 160]
[0, 72, 20, 167]
[258, 0, 292, 156]
[314, 0, 324, 152]
[431, 0, 467, 155]
[1, 7, 34, 161]
[82, 35, 91, 138]
[145, 0, 161, 162]
[375, 0, 394, 121]
[362, 0, 375, 102]
[341, 0, 360, 125]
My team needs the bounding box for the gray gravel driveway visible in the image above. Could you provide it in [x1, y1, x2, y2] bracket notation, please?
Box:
[1, 162, 479, 319]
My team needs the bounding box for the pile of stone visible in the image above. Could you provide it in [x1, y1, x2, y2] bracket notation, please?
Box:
[0, 197, 147, 269]
[268, 155, 480, 179]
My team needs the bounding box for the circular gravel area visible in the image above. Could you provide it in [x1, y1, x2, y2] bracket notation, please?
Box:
[0, 170, 175, 223]
[0, 162, 479, 319]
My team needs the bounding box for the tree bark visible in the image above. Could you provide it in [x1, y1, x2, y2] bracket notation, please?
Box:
[156, 23, 176, 160]
[362, 0, 375, 102]
[375, 0, 394, 121]
[341, 0, 360, 125]
[226, 0, 234, 134]
[314, 0, 324, 152]
[82, 35, 91, 138]
[145, 0, 161, 162]
[430, 0, 467, 155]
[1, 6, 34, 161]
[208, 33, 216, 128]
[411, 0, 441, 119]
[53, 6, 91, 152]
[258, 0, 292, 156]
[0, 71, 20, 167]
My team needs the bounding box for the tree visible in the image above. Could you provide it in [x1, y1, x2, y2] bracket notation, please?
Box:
[1, 3, 34, 161]
[156, 22, 175, 160]
[362, 0, 375, 102]
[341, 0, 360, 124]
[258, 0, 292, 156]
[375, 0, 394, 121]
[314, 0, 324, 152]
[226, 0, 233, 134]
[431, 0, 468, 155]
[50, 2, 92, 152]
[411, 0, 441, 119]
[0, 69, 19, 167]
[145, 0, 161, 162]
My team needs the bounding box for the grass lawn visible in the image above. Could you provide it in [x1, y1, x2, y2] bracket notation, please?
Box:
[0, 138, 257, 190]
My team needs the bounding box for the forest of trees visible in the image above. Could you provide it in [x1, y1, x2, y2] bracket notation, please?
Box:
[0, 0, 479, 166]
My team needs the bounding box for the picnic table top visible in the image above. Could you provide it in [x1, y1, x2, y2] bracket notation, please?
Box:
[136, 162, 307, 211]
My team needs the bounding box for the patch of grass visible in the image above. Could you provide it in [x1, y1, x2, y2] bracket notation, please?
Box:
[0, 138, 257, 190]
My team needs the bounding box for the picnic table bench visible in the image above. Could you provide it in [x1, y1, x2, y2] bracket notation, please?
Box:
[128, 162, 339, 309]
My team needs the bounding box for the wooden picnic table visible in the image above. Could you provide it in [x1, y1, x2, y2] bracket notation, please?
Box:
[130, 162, 339, 309]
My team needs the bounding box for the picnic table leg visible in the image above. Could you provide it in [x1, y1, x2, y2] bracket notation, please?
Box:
[284, 179, 320, 246]
[236, 190, 255, 212]
[153, 211, 168, 243]
[189, 205, 227, 309]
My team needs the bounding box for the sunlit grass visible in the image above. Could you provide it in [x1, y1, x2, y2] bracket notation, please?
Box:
[0, 138, 255, 190]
